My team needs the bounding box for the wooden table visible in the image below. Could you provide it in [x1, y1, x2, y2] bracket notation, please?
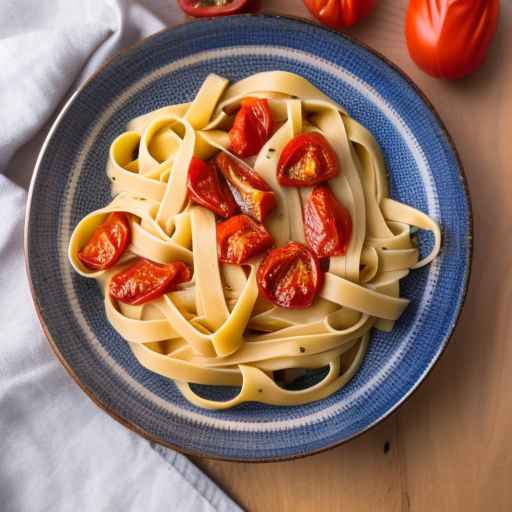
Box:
[186, 1, 512, 511]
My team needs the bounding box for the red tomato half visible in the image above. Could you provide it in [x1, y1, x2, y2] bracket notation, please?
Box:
[178, 0, 248, 17]
[229, 97, 273, 158]
[217, 214, 274, 264]
[78, 212, 130, 270]
[214, 152, 276, 222]
[277, 133, 338, 187]
[187, 156, 239, 218]
[304, 185, 352, 258]
[257, 242, 323, 309]
[304, 0, 376, 28]
[406, 0, 499, 79]
[109, 259, 191, 305]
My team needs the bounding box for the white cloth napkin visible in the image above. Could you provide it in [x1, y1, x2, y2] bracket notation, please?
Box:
[0, 1, 241, 511]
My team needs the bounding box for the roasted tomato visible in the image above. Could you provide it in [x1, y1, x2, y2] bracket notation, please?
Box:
[406, 0, 499, 79]
[277, 133, 338, 187]
[110, 259, 191, 305]
[78, 212, 130, 270]
[229, 97, 273, 157]
[178, 0, 249, 17]
[304, 0, 376, 28]
[214, 152, 276, 222]
[217, 214, 274, 264]
[257, 242, 323, 309]
[304, 185, 352, 258]
[187, 156, 238, 218]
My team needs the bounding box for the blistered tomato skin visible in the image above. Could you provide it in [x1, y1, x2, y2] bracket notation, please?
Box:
[304, 185, 352, 258]
[229, 97, 273, 158]
[187, 156, 239, 218]
[109, 259, 191, 306]
[178, 0, 249, 17]
[78, 212, 131, 270]
[304, 0, 376, 28]
[277, 133, 338, 187]
[406, 0, 499, 79]
[256, 242, 323, 309]
[217, 214, 274, 264]
[214, 152, 276, 222]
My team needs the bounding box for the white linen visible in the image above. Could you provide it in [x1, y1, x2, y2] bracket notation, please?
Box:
[0, 1, 241, 511]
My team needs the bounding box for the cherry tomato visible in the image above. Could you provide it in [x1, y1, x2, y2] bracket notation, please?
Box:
[178, 0, 249, 17]
[406, 0, 499, 79]
[304, 0, 376, 28]
[214, 152, 276, 222]
[217, 214, 274, 264]
[78, 212, 130, 270]
[277, 133, 338, 187]
[304, 185, 352, 258]
[229, 97, 273, 158]
[109, 259, 191, 305]
[257, 242, 323, 309]
[187, 156, 238, 218]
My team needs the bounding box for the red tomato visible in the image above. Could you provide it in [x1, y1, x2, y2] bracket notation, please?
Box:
[109, 259, 191, 305]
[217, 214, 274, 264]
[187, 156, 239, 218]
[178, 0, 249, 17]
[214, 152, 276, 222]
[229, 97, 273, 158]
[257, 242, 323, 309]
[406, 0, 499, 79]
[277, 133, 338, 187]
[78, 212, 130, 270]
[304, 185, 352, 258]
[304, 0, 376, 28]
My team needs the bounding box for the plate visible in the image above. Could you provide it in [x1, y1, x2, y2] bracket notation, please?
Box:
[25, 15, 471, 461]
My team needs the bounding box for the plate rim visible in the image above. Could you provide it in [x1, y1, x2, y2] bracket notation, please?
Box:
[24, 13, 473, 463]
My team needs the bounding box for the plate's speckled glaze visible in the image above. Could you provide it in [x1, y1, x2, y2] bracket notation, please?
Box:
[25, 15, 471, 461]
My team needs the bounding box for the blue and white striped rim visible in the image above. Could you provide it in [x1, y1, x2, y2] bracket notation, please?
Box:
[26, 15, 471, 460]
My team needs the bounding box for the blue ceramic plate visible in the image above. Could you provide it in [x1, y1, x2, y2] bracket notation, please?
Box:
[26, 15, 471, 461]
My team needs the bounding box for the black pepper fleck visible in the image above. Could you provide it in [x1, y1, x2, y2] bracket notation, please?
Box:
[384, 441, 390, 454]
[299, 347, 306, 353]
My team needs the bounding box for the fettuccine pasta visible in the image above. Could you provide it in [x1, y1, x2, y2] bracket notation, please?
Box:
[68, 71, 441, 409]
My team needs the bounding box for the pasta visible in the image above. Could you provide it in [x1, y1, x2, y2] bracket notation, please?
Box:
[68, 71, 441, 409]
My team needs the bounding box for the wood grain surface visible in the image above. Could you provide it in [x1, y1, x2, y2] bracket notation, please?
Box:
[185, 1, 512, 511]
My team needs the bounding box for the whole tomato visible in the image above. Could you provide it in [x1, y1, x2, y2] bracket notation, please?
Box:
[406, 0, 500, 79]
[304, 0, 376, 28]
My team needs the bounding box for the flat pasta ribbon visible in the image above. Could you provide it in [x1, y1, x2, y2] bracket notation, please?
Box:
[68, 71, 441, 409]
